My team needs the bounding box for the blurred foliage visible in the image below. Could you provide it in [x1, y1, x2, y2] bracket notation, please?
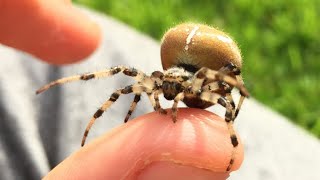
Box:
[73, 0, 320, 137]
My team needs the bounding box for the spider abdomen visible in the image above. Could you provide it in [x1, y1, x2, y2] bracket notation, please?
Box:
[161, 23, 242, 71]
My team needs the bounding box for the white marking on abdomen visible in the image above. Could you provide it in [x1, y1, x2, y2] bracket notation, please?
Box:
[217, 35, 232, 43]
[185, 26, 199, 51]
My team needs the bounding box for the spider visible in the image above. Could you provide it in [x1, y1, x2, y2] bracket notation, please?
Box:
[36, 23, 249, 171]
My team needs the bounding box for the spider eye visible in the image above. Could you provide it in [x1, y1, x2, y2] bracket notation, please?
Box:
[181, 76, 189, 81]
[174, 82, 182, 91]
[162, 82, 169, 90]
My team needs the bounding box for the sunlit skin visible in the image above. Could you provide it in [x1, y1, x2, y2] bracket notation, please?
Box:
[0, 0, 101, 64]
[44, 109, 244, 180]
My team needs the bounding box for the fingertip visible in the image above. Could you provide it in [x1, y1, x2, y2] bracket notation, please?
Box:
[44, 108, 243, 179]
[0, 0, 101, 64]
[33, 1, 102, 64]
[134, 108, 244, 172]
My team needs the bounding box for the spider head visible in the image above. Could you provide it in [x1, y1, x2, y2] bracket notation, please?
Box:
[162, 80, 183, 100]
[161, 66, 192, 100]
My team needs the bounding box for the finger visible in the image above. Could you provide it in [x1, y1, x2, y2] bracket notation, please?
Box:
[44, 108, 244, 180]
[0, 0, 101, 64]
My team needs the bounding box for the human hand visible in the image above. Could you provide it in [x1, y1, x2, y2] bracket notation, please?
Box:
[44, 109, 244, 180]
[0, 0, 101, 64]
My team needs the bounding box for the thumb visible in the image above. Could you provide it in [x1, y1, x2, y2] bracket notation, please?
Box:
[44, 108, 244, 180]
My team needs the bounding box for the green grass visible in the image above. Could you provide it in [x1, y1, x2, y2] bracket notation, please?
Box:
[73, 0, 320, 137]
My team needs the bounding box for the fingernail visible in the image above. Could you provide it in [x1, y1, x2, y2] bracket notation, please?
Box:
[137, 161, 229, 180]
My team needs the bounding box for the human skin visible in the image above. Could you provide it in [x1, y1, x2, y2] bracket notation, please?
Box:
[43, 109, 244, 180]
[0, 0, 101, 64]
[0, 1, 244, 179]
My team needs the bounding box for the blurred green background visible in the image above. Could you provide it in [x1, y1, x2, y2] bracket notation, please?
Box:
[73, 0, 320, 137]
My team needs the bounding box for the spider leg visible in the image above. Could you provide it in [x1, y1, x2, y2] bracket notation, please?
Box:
[123, 94, 141, 123]
[202, 80, 231, 95]
[154, 90, 167, 114]
[193, 67, 249, 97]
[218, 63, 247, 119]
[171, 92, 185, 123]
[146, 92, 156, 108]
[81, 84, 146, 146]
[218, 63, 241, 76]
[199, 91, 238, 171]
[225, 93, 236, 118]
[149, 71, 167, 114]
[124, 81, 168, 123]
[203, 81, 236, 119]
[36, 66, 147, 94]
[145, 91, 167, 115]
[234, 95, 245, 118]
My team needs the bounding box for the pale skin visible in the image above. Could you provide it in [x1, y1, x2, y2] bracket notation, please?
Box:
[0, 0, 101, 64]
[0, 1, 244, 179]
[44, 109, 244, 180]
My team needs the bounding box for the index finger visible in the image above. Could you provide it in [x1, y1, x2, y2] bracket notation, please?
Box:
[44, 108, 244, 179]
[0, 0, 101, 64]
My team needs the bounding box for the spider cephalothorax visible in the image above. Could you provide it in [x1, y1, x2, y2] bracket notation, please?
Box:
[36, 23, 249, 172]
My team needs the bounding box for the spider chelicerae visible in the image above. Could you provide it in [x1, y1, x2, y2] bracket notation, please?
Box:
[36, 23, 250, 171]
